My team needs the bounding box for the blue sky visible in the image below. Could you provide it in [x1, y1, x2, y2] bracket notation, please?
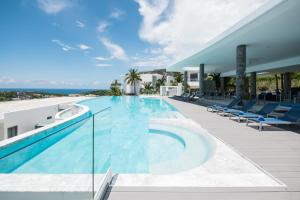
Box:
[0, 0, 267, 89]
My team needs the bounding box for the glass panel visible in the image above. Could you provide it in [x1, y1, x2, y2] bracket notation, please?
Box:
[0, 106, 112, 200]
[92, 107, 112, 197]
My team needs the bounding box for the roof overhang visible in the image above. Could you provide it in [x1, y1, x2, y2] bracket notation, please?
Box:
[167, 0, 300, 76]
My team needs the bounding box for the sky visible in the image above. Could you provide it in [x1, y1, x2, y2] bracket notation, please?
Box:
[0, 0, 268, 89]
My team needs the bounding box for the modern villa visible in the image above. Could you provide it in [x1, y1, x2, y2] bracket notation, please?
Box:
[122, 69, 177, 95]
[1, 0, 300, 200]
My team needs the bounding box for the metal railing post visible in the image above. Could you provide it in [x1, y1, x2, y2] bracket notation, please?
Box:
[92, 114, 95, 198]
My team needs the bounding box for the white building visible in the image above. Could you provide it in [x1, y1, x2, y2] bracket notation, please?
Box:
[0, 97, 85, 141]
[122, 68, 198, 95]
[185, 68, 200, 89]
[122, 69, 166, 95]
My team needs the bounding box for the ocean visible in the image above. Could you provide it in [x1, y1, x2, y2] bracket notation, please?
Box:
[0, 88, 97, 95]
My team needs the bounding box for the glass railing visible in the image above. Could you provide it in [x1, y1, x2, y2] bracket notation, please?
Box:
[0, 106, 112, 200]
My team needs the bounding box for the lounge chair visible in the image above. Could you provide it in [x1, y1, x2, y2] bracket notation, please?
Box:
[246, 107, 300, 131]
[180, 92, 189, 98]
[186, 92, 197, 101]
[230, 103, 278, 122]
[174, 92, 189, 100]
[219, 100, 256, 116]
[193, 94, 205, 101]
[207, 98, 240, 112]
[183, 92, 195, 101]
[190, 92, 204, 101]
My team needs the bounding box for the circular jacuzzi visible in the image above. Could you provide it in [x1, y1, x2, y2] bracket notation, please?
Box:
[146, 122, 216, 174]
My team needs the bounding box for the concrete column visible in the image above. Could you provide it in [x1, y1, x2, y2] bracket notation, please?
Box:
[199, 64, 204, 95]
[220, 77, 225, 95]
[250, 72, 257, 99]
[284, 72, 291, 101]
[280, 73, 284, 90]
[184, 71, 188, 92]
[236, 45, 246, 100]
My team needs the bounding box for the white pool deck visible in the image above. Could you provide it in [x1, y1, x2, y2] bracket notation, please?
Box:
[112, 118, 285, 188]
[105, 97, 300, 200]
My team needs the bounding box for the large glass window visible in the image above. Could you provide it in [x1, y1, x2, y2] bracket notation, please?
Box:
[190, 73, 198, 82]
[7, 125, 18, 138]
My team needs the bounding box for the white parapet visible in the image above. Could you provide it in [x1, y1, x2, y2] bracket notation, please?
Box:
[160, 84, 182, 96]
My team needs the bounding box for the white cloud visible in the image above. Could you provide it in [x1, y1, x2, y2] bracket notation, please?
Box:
[92, 81, 101, 85]
[52, 39, 74, 51]
[135, 0, 268, 65]
[76, 20, 85, 28]
[0, 76, 16, 83]
[132, 54, 171, 68]
[97, 21, 110, 33]
[37, 0, 71, 14]
[78, 44, 91, 51]
[95, 56, 113, 61]
[100, 37, 129, 61]
[110, 8, 125, 19]
[96, 63, 112, 67]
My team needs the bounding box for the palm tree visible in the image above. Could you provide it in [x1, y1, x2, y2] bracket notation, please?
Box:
[110, 80, 121, 96]
[155, 75, 166, 93]
[125, 68, 142, 95]
[208, 73, 221, 90]
[111, 80, 121, 88]
[142, 82, 153, 94]
[173, 72, 183, 84]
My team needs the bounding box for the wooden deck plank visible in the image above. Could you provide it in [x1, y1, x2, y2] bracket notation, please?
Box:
[165, 98, 300, 194]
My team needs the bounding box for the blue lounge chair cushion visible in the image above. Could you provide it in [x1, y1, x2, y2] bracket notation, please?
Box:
[249, 117, 291, 124]
[223, 108, 240, 113]
[233, 103, 278, 118]
[208, 98, 241, 110]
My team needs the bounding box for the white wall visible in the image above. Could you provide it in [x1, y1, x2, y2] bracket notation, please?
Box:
[2, 105, 59, 140]
[140, 74, 163, 88]
[166, 76, 174, 85]
[188, 81, 200, 88]
[160, 85, 183, 96]
[187, 70, 199, 88]
[140, 74, 154, 83]
[0, 122, 4, 141]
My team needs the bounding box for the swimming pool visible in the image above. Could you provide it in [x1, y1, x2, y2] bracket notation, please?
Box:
[0, 96, 215, 174]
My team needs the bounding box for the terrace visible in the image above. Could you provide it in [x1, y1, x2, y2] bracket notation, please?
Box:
[103, 97, 300, 199]
[168, 0, 300, 104]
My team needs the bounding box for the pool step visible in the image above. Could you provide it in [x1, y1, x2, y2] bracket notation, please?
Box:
[152, 111, 185, 119]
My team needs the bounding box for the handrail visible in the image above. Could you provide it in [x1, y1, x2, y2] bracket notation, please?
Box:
[93, 107, 112, 116]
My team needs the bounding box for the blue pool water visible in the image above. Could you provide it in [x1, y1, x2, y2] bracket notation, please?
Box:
[0, 96, 214, 174]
